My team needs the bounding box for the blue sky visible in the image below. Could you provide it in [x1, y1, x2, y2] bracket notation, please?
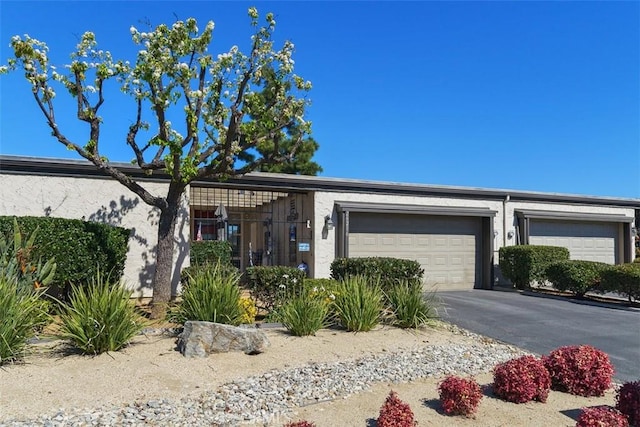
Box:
[1, 1, 638, 198]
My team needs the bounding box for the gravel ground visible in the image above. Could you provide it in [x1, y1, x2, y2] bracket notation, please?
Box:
[1, 326, 527, 427]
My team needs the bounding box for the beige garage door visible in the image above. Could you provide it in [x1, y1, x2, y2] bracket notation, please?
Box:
[348, 213, 482, 290]
[529, 220, 619, 264]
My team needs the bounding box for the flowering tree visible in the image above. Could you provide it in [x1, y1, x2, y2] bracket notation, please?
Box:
[1, 8, 312, 318]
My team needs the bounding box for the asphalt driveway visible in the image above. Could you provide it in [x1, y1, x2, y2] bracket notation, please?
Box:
[435, 290, 640, 383]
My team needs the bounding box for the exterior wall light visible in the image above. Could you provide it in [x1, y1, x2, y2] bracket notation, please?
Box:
[324, 215, 334, 230]
[507, 231, 515, 239]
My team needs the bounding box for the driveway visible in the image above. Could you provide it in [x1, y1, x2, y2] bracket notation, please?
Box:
[435, 290, 640, 383]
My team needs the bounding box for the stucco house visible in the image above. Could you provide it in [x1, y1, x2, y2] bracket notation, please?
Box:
[1, 155, 637, 297]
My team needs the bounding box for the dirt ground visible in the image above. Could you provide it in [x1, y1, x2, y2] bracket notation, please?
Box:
[0, 323, 618, 426]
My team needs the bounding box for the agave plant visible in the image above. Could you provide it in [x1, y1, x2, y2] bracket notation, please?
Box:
[0, 218, 56, 292]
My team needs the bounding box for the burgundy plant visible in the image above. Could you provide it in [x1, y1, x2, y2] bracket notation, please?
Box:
[493, 355, 551, 404]
[616, 381, 640, 427]
[438, 376, 483, 417]
[576, 406, 629, 427]
[377, 391, 417, 427]
[284, 421, 316, 427]
[543, 345, 614, 397]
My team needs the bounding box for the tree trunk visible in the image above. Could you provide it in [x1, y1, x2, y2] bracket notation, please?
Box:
[150, 182, 185, 319]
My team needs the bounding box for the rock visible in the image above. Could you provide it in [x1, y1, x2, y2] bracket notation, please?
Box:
[177, 321, 270, 357]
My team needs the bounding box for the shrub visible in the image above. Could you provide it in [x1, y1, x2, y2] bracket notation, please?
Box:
[499, 245, 570, 289]
[239, 296, 257, 324]
[543, 345, 614, 397]
[245, 266, 305, 312]
[172, 263, 244, 326]
[601, 264, 640, 303]
[616, 381, 640, 426]
[576, 406, 629, 427]
[377, 391, 416, 427]
[0, 277, 49, 364]
[284, 421, 316, 427]
[304, 278, 338, 291]
[386, 280, 438, 328]
[438, 376, 483, 417]
[0, 216, 130, 297]
[332, 275, 384, 332]
[545, 260, 609, 297]
[190, 240, 232, 266]
[493, 355, 551, 403]
[277, 290, 330, 336]
[58, 271, 144, 354]
[330, 257, 424, 291]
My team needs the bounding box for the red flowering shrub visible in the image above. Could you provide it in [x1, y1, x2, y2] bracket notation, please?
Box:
[377, 391, 417, 427]
[576, 406, 629, 427]
[493, 355, 551, 403]
[543, 345, 614, 397]
[616, 381, 640, 427]
[438, 376, 483, 416]
[284, 421, 316, 427]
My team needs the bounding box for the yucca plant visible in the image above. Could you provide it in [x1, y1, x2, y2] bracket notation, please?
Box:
[172, 263, 244, 325]
[0, 277, 49, 364]
[332, 275, 384, 332]
[58, 271, 144, 354]
[277, 290, 330, 336]
[386, 280, 438, 328]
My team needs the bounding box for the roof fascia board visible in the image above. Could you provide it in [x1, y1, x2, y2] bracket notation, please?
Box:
[1, 155, 639, 208]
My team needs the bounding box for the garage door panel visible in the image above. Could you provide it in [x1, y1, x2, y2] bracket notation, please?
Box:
[529, 220, 618, 264]
[349, 213, 482, 290]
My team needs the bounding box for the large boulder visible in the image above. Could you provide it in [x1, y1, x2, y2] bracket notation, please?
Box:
[177, 321, 270, 357]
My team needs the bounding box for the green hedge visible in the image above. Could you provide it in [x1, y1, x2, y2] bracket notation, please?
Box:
[600, 263, 640, 302]
[545, 260, 609, 297]
[245, 266, 306, 312]
[499, 245, 570, 289]
[190, 240, 232, 266]
[0, 216, 130, 293]
[330, 257, 424, 291]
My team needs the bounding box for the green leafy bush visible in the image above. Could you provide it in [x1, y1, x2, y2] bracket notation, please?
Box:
[0, 218, 56, 293]
[499, 245, 570, 289]
[0, 216, 130, 297]
[545, 260, 609, 297]
[377, 391, 416, 427]
[173, 262, 244, 325]
[330, 257, 424, 291]
[576, 406, 629, 427]
[245, 266, 305, 312]
[276, 290, 330, 336]
[0, 277, 49, 364]
[616, 380, 640, 427]
[303, 278, 338, 291]
[493, 355, 551, 403]
[438, 376, 483, 417]
[543, 345, 614, 397]
[332, 276, 383, 332]
[601, 263, 640, 302]
[58, 272, 144, 354]
[190, 240, 232, 266]
[385, 280, 438, 328]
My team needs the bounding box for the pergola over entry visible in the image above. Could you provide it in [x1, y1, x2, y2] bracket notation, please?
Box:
[334, 202, 497, 290]
[515, 209, 635, 264]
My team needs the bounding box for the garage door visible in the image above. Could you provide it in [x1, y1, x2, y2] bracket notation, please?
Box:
[529, 220, 619, 264]
[348, 213, 482, 290]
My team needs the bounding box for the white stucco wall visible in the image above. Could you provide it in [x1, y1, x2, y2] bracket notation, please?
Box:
[0, 173, 190, 297]
[312, 191, 636, 280]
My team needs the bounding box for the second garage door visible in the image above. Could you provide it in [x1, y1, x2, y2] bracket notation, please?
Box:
[348, 213, 482, 290]
[529, 220, 619, 264]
